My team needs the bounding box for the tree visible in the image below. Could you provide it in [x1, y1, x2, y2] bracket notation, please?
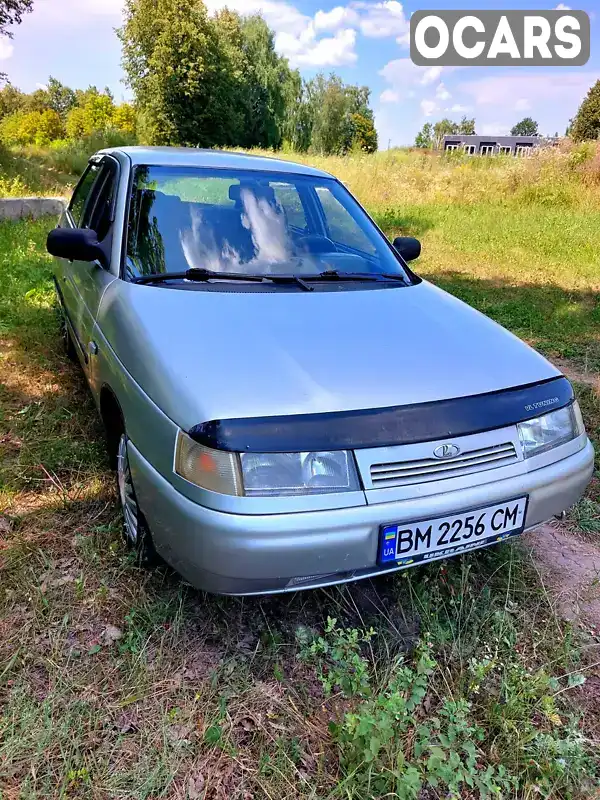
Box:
[46, 76, 76, 119]
[309, 74, 350, 155]
[414, 122, 433, 148]
[416, 116, 476, 149]
[570, 80, 600, 142]
[0, 82, 25, 118]
[458, 116, 475, 135]
[22, 87, 49, 112]
[81, 93, 113, 132]
[0, 0, 32, 38]
[35, 108, 63, 143]
[65, 91, 115, 139]
[65, 106, 86, 139]
[119, 0, 238, 146]
[297, 73, 376, 155]
[120, 1, 375, 152]
[350, 113, 377, 153]
[433, 118, 458, 149]
[113, 103, 136, 135]
[235, 14, 298, 149]
[511, 117, 539, 136]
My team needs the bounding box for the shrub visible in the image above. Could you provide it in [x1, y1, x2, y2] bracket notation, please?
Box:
[65, 106, 87, 140]
[0, 109, 64, 146]
[112, 103, 137, 136]
[46, 130, 137, 175]
[298, 615, 599, 799]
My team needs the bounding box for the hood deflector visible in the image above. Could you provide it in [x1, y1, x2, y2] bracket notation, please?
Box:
[189, 376, 574, 453]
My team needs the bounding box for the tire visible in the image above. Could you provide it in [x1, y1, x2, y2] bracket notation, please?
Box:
[116, 433, 159, 567]
[63, 319, 78, 362]
[55, 291, 77, 362]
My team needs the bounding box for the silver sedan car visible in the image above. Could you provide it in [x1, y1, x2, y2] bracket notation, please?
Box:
[47, 146, 594, 595]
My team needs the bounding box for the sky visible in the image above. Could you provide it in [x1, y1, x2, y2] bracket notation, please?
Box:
[1, 0, 599, 147]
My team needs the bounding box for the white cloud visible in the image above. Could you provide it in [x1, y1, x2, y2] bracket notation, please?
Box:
[378, 60, 454, 111]
[460, 72, 595, 113]
[479, 123, 511, 136]
[314, 6, 359, 31]
[276, 26, 357, 66]
[205, 0, 358, 66]
[515, 98, 531, 112]
[436, 83, 451, 101]
[315, 1, 411, 45]
[449, 104, 470, 113]
[422, 66, 444, 85]
[204, 0, 308, 34]
[380, 89, 400, 104]
[555, 3, 571, 9]
[380, 59, 446, 91]
[0, 40, 14, 60]
[420, 99, 438, 117]
[355, 0, 410, 44]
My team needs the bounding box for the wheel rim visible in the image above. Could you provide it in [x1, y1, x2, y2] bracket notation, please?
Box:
[117, 434, 139, 545]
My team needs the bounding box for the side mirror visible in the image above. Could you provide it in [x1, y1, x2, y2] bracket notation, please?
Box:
[393, 236, 421, 262]
[47, 227, 107, 267]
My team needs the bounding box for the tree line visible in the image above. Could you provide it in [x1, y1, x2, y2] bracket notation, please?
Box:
[118, 0, 377, 155]
[0, 80, 135, 146]
[0, 0, 377, 156]
[5, 0, 600, 153]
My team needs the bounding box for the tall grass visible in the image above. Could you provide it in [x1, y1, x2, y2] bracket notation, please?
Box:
[247, 140, 600, 210]
[43, 129, 138, 177]
[0, 130, 137, 197]
[3, 136, 600, 205]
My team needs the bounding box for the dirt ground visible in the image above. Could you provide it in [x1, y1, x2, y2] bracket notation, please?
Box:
[525, 523, 600, 633]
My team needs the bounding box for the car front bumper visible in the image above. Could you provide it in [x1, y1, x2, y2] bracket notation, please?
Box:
[128, 438, 595, 595]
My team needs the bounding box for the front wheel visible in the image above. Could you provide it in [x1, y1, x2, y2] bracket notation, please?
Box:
[116, 433, 159, 567]
[55, 289, 77, 362]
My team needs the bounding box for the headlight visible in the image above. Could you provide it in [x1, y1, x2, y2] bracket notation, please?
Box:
[241, 451, 360, 496]
[518, 402, 585, 459]
[175, 432, 360, 497]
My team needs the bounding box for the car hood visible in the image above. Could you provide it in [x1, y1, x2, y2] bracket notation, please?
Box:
[99, 280, 560, 432]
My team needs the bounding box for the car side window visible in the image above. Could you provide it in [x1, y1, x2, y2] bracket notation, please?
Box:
[81, 161, 118, 242]
[68, 164, 100, 226]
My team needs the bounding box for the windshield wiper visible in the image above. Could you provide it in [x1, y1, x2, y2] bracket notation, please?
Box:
[312, 270, 379, 282]
[266, 274, 314, 291]
[132, 268, 314, 291]
[132, 268, 265, 285]
[303, 270, 407, 284]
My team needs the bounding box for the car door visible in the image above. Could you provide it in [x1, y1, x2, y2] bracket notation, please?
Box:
[62, 156, 119, 384]
[55, 162, 99, 363]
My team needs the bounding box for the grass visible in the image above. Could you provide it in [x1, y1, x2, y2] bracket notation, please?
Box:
[1, 144, 600, 798]
[0, 131, 137, 198]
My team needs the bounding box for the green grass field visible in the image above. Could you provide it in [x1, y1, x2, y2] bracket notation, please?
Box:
[1, 145, 600, 798]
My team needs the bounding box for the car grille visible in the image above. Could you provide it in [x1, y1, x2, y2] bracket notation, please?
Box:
[370, 442, 518, 489]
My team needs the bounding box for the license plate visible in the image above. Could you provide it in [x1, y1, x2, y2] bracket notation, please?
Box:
[379, 497, 528, 566]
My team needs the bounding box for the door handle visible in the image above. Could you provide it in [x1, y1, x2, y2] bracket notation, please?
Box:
[88, 341, 98, 356]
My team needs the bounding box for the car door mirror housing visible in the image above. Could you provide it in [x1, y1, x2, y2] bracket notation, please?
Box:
[47, 227, 107, 268]
[393, 236, 421, 262]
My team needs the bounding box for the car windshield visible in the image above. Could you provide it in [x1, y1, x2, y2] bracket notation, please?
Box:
[125, 165, 410, 283]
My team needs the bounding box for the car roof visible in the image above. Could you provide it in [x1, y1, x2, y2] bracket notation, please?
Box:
[99, 146, 334, 179]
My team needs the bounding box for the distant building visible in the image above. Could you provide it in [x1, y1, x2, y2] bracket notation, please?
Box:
[442, 134, 559, 156]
